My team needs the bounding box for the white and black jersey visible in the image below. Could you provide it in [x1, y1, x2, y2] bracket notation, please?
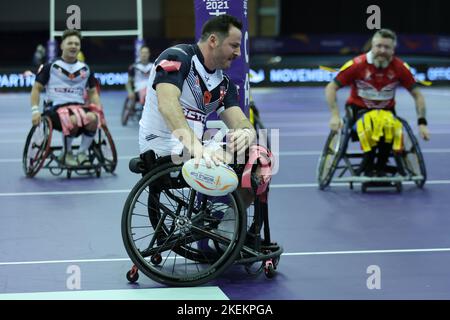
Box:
[128, 61, 153, 92]
[139, 44, 239, 155]
[35, 58, 97, 110]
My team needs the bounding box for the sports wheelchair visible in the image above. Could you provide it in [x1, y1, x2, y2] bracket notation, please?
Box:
[121, 149, 283, 287]
[121, 89, 145, 126]
[23, 112, 117, 179]
[317, 106, 426, 192]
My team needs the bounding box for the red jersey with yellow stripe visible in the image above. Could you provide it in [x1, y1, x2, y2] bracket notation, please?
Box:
[334, 52, 417, 110]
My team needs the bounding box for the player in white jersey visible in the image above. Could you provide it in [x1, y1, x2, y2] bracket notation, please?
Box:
[30, 29, 103, 166]
[125, 45, 153, 106]
[139, 14, 260, 208]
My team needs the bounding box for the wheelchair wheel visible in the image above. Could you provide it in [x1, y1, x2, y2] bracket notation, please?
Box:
[317, 129, 342, 189]
[22, 116, 53, 177]
[121, 97, 133, 126]
[92, 125, 117, 173]
[121, 163, 247, 287]
[399, 119, 427, 188]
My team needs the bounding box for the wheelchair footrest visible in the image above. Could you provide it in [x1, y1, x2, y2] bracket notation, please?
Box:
[333, 175, 423, 183]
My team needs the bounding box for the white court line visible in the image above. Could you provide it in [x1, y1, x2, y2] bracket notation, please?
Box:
[1, 148, 450, 163]
[1, 180, 450, 197]
[2, 247, 450, 266]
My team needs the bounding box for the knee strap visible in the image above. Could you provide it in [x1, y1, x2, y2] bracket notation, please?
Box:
[139, 88, 146, 105]
[67, 105, 88, 127]
[56, 107, 74, 136]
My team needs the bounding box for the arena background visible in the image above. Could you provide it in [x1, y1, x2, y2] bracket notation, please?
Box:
[1, 0, 450, 89]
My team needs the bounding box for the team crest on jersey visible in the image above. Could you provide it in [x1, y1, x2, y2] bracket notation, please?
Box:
[69, 73, 75, 80]
[364, 69, 372, 81]
[387, 70, 395, 80]
[203, 91, 212, 104]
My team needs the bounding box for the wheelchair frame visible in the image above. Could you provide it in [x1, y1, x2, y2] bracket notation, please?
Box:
[121, 96, 143, 126]
[121, 153, 283, 287]
[317, 107, 427, 192]
[23, 115, 118, 179]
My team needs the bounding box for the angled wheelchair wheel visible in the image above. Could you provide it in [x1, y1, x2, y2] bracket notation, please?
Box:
[399, 118, 427, 188]
[317, 129, 343, 190]
[121, 163, 247, 286]
[22, 116, 53, 178]
[121, 97, 133, 126]
[92, 125, 117, 173]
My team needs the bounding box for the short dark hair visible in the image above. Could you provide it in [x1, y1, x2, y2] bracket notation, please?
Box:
[62, 29, 82, 42]
[372, 28, 397, 44]
[200, 14, 242, 42]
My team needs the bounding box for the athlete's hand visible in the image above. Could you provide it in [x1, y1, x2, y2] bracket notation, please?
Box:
[192, 145, 225, 169]
[127, 92, 136, 101]
[32, 112, 41, 126]
[228, 128, 256, 155]
[329, 115, 342, 132]
[419, 124, 430, 141]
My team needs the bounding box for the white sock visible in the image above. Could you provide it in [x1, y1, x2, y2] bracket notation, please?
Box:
[65, 136, 74, 153]
[79, 134, 95, 153]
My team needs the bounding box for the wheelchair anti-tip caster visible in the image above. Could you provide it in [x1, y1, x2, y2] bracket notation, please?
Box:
[126, 265, 139, 283]
[151, 253, 162, 265]
[264, 259, 276, 279]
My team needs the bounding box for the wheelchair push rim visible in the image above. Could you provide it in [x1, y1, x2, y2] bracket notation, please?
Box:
[399, 118, 427, 188]
[121, 97, 132, 126]
[22, 116, 53, 177]
[317, 128, 343, 189]
[121, 164, 247, 287]
[91, 125, 118, 173]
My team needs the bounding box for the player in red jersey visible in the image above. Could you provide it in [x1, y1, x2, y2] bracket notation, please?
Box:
[325, 29, 430, 176]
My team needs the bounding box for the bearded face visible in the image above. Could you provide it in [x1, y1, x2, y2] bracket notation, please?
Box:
[371, 37, 395, 68]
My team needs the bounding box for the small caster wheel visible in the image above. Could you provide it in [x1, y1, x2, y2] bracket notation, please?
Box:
[396, 182, 402, 193]
[96, 167, 101, 178]
[126, 265, 139, 283]
[151, 253, 162, 265]
[67, 170, 72, 179]
[264, 260, 276, 279]
[350, 182, 353, 190]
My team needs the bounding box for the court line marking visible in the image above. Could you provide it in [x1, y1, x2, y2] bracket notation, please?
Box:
[1, 148, 450, 163]
[0, 287, 229, 300]
[1, 180, 449, 197]
[2, 247, 450, 266]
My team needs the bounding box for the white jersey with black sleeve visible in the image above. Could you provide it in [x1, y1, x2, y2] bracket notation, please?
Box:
[34, 58, 97, 110]
[139, 44, 239, 156]
[128, 61, 153, 92]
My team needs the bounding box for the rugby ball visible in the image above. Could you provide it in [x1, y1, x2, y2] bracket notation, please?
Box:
[182, 159, 238, 197]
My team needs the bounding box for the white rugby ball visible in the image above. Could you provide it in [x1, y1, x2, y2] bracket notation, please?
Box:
[182, 159, 238, 197]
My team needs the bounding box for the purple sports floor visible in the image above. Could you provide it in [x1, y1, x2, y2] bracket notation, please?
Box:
[1, 86, 450, 299]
